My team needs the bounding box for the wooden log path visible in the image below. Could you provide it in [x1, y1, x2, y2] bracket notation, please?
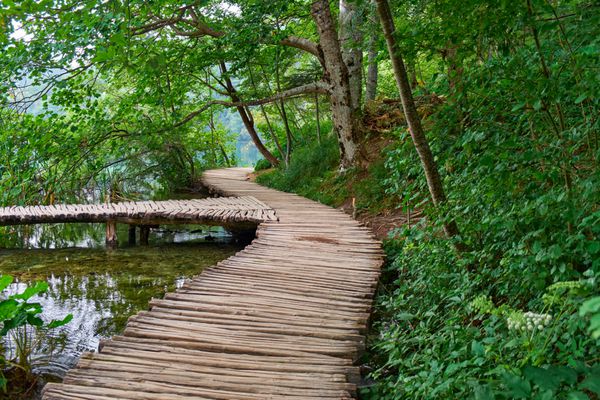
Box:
[0, 196, 277, 227]
[42, 167, 383, 400]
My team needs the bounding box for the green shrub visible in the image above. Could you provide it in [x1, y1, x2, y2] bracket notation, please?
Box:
[256, 134, 346, 205]
[361, 226, 600, 399]
[254, 158, 272, 171]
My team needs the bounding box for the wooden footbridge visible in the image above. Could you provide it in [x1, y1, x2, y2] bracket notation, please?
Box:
[0, 196, 277, 246]
[27, 167, 383, 399]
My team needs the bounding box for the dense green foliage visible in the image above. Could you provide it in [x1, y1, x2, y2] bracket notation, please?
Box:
[366, 2, 600, 397]
[257, 133, 344, 202]
[256, 133, 395, 214]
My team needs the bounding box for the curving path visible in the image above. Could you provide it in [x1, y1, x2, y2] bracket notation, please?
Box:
[43, 167, 383, 400]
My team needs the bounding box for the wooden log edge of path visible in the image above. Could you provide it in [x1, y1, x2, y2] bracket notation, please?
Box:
[42, 167, 384, 400]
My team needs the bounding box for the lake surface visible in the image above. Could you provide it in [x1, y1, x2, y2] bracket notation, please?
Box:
[0, 222, 242, 382]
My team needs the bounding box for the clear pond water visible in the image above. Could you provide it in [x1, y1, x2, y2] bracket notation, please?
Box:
[0, 222, 242, 382]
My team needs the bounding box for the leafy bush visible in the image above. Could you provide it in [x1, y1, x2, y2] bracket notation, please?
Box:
[254, 158, 272, 171]
[362, 1, 600, 395]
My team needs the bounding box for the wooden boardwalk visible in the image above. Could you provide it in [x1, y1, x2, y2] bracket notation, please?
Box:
[0, 197, 277, 226]
[42, 167, 383, 400]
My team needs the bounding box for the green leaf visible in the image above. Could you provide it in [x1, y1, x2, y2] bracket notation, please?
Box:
[504, 373, 531, 398]
[580, 297, 600, 315]
[574, 94, 587, 104]
[523, 365, 559, 392]
[471, 340, 485, 356]
[0, 275, 13, 292]
[474, 384, 494, 400]
[13, 281, 48, 300]
[26, 314, 44, 327]
[110, 32, 127, 46]
[539, 390, 555, 400]
[0, 299, 18, 321]
[511, 102, 526, 112]
[396, 313, 415, 321]
[1, 312, 28, 335]
[579, 375, 600, 395]
[550, 366, 578, 385]
[47, 313, 73, 329]
[567, 391, 589, 400]
[589, 314, 600, 339]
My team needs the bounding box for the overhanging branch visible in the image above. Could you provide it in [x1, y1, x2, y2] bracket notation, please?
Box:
[173, 81, 330, 128]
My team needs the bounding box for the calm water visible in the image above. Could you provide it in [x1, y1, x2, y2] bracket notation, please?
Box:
[0, 222, 242, 380]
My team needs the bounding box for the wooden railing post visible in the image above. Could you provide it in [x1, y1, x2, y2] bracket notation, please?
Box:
[128, 225, 137, 245]
[106, 221, 117, 248]
[140, 226, 150, 246]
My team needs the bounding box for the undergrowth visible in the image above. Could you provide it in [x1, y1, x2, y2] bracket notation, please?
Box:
[257, 108, 600, 399]
[255, 134, 393, 213]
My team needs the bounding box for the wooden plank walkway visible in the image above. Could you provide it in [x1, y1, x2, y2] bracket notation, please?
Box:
[42, 167, 383, 400]
[0, 197, 277, 226]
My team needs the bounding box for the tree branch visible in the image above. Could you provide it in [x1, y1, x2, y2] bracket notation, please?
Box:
[280, 36, 322, 60]
[173, 81, 330, 128]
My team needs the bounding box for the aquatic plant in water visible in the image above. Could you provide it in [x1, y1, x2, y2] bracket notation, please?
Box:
[0, 275, 72, 396]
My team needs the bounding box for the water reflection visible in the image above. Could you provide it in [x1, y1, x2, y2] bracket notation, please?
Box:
[0, 223, 241, 379]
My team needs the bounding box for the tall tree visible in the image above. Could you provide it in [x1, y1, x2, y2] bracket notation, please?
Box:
[375, 0, 462, 241]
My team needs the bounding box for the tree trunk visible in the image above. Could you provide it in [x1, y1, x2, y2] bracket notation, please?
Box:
[209, 109, 218, 166]
[105, 221, 117, 248]
[339, 0, 364, 111]
[311, 0, 359, 169]
[259, 104, 286, 163]
[375, 0, 462, 242]
[315, 93, 321, 144]
[218, 142, 231, 166]
[280, 101, 292, 166]
[248, 66, 286, 163]
[407, 58, 418, 90]
[275, 54, 293, 166]
[220, 62, 280, 167]
[366, 31, 378, 101]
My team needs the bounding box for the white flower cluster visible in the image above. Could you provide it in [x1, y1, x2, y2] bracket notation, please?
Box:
[507, 312, 552, 332]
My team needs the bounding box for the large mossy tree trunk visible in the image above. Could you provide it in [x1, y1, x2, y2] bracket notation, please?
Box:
[375, 0, 462, 242]
[311, 0, 360, 169]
